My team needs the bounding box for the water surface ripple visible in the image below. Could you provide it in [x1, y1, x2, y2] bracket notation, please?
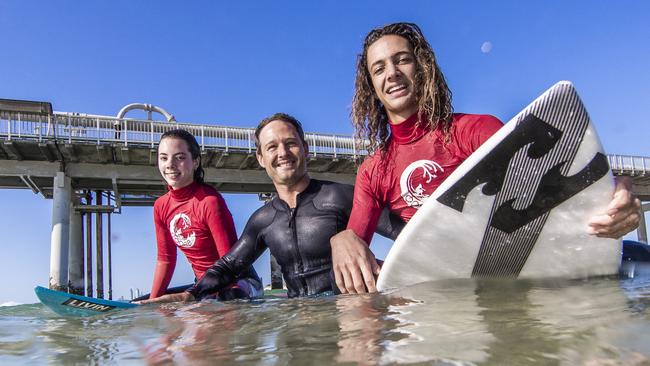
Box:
[2, 272, 650, 365]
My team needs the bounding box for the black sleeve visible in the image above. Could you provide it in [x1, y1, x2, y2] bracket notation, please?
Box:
[375, 208, 405, 240]
[324, 182, 404, 240]
[187, 207, 272, 300]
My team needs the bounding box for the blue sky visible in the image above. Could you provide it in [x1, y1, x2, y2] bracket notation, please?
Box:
[1, 1, 649, 304]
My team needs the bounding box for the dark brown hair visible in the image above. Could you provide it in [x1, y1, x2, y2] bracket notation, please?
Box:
[352, 22, 454, 153]
[254, 112, 306, 154]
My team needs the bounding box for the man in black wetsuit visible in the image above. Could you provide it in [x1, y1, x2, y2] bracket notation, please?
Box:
[138, 113, 403, 302]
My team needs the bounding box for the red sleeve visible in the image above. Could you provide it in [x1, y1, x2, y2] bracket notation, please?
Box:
[150, 203, 177, 299]
[204, 192, 237, 258]
[347, 159, 384, 245]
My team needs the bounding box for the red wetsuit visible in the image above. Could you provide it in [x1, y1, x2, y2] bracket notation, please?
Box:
[151, 181, 237, 298]
[347, 112, 504, 244]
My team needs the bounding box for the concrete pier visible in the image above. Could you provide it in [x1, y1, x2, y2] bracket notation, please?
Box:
[49, 172, 71, 291]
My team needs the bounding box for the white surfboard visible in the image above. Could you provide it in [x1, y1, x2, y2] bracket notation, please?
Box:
[376, 81, 622, 291]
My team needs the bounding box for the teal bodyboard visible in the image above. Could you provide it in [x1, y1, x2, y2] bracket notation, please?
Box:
[35, 286, 137, 317]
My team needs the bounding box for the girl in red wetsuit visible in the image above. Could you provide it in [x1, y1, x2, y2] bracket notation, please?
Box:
[141, 129, 262, 301]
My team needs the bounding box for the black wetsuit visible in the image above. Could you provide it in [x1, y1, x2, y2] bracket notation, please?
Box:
[187, 179, 404, 299]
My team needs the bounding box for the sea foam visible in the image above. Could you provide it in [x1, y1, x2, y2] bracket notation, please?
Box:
[0, 301, 22, 307]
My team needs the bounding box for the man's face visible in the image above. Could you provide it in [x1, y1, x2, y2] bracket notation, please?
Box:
[158, 137, 199, 190]
[256, 120, 309, 187]
[366, 35, 418, 124]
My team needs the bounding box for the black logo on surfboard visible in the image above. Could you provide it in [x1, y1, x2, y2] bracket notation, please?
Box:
[490, 152, 609, 233]
[62, 298, 115, 312]
[437, 113, 609, 233]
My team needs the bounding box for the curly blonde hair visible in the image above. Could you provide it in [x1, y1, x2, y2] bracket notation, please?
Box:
[351, 22, 454, 153]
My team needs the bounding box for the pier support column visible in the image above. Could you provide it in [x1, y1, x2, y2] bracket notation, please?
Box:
[638, 203, 649, 244]
[107, 212, 113, 300]
[49, 172, 71, 291]
[95, 191, 105, 299]
[68, 195, 84, 295]
[85, 193, 93, 297]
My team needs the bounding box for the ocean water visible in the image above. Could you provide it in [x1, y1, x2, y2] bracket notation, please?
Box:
[1, 268, 650, 365]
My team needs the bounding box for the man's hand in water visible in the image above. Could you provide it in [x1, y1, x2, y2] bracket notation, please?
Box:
[331, 229, 380, 294]
[134, 291, 195, 305]
[588, 176, 641, 238]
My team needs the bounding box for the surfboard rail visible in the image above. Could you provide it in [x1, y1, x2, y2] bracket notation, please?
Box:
[35, 286, 137, 317]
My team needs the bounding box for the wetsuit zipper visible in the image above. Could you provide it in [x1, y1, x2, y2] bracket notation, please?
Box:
[288, 206, 308, 296]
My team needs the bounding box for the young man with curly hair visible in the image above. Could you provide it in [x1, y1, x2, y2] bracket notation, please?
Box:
[331, 22, 640, 294]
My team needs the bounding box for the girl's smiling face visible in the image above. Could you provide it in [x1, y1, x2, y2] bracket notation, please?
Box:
[157, 137, 199, 189]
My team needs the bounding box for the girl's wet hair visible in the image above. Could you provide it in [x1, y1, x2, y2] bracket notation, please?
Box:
[159, 129, 205, 184]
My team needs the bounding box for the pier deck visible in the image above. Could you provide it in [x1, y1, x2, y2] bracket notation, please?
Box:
[1, 110, 649, 201]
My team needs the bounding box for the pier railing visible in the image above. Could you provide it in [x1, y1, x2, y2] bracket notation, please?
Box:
[608, 155, 650, 177]
[3, 110, 650, 177]
[0, 111, 365, 159]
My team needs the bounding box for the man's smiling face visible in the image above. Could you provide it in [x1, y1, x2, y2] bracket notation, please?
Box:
[256, 120, 309, 187]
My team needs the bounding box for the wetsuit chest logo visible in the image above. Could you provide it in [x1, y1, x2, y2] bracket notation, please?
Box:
[169, 212, 196, 248]
[400, 160, 445, 208]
